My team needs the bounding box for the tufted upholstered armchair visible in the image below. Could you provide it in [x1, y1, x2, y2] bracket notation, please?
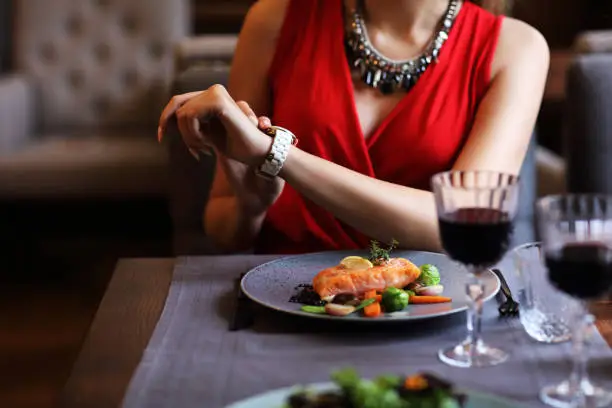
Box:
[166, 35, 236, 254]
[0, 0, 190, 199]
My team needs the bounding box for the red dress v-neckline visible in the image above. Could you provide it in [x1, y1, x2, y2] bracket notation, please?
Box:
[336, 0, 469, 150]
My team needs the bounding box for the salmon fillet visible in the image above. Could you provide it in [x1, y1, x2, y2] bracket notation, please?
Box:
[312, 258, 422, 299]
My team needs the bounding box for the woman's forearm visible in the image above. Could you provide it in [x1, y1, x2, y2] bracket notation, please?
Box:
[204, 197, 266, 252]
[280, 147, 443, 252]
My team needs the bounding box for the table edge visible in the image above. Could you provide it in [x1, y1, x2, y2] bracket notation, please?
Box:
[60, 258, 176, 408]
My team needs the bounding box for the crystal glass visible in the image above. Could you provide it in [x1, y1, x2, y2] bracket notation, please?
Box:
[431, 170, 520, 368]
[536, 194, 612, 408]
[512, 242, 574, 343]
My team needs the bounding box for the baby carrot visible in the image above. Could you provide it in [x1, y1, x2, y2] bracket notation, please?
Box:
[364, 301, 381, 317]
[409, 296, 452, 304]
[363, 290, 382, 317]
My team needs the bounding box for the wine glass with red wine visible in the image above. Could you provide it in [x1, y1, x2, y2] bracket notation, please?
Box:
[431, 170, 519, 368]
[536, 194, 612, 408]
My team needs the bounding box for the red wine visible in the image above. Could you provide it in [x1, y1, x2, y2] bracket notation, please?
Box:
[438, 208, 512, 268]
[545, 242, 612, 299]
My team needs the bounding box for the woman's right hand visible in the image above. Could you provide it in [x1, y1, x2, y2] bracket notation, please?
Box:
[158, 91, 284, 217]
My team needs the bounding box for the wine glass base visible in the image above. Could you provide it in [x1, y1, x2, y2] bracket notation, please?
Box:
[438, 340, 508, 368]
[540, 380, 612, 408]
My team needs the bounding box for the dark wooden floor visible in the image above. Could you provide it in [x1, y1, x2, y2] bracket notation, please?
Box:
[0, 198, 172, 408]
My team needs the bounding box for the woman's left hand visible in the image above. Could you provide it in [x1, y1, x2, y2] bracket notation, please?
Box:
[159, 84, 272, 166]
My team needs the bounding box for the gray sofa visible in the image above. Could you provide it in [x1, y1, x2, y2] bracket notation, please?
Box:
[0, 0, 190, 199]
[565, 31, 612, 194]
[166, 35, 537, 255]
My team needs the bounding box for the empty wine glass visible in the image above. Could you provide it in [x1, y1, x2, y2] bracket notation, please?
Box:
[512, 242, 574, 344]
[536, 194, 612, 408]
[431, 170, 520, 368]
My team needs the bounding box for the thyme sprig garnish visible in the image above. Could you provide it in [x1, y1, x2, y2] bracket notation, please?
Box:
[368, 239, 399, 265]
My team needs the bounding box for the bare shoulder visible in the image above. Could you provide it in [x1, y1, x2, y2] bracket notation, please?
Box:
[240, 0, 291, 42]
[491, 17, 550, 79]
[229, 0, 291, 111]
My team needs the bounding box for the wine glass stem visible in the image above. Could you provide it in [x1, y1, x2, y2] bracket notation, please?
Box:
[568, 304, 594, 400]
[466, 271, 485, 356]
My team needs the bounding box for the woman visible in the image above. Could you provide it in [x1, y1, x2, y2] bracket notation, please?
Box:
[158, 0, 549, 254]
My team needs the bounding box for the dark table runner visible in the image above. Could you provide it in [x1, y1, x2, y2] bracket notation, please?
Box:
[120, 256, 612, 408]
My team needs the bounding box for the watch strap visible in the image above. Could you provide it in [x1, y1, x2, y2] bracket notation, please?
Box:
[256, 126, 297, 178]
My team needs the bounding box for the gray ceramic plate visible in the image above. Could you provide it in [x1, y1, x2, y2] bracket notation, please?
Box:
[241, 250, 500, 322]
[226, 382, 527, 408]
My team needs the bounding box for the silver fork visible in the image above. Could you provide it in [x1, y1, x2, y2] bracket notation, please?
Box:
[492, 268, 520, 317]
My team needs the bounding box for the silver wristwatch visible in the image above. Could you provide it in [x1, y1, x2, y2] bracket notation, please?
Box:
[256, 126, 298, 178]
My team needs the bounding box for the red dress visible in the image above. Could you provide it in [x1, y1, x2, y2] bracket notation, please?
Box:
[254, 0, 503, 254]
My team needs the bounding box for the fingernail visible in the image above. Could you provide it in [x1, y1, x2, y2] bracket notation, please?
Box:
[188, 148, 200, 161]
[199, 147, 213, 156]
[157, 126, 163, 143]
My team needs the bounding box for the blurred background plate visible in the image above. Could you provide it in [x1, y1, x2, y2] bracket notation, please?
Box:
[225, 382, 527, 408]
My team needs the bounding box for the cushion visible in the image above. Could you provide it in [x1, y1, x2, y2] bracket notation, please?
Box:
[0, 130, 168, 199]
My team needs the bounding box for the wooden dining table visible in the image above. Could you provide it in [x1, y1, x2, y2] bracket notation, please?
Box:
[59, 258, 612, 408]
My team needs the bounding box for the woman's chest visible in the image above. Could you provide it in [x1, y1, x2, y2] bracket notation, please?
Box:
[272, 68, 475, 184]
[351, 82, 405, 140]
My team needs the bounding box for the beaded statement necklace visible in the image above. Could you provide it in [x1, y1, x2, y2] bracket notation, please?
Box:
[345, 0, 460, 95]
